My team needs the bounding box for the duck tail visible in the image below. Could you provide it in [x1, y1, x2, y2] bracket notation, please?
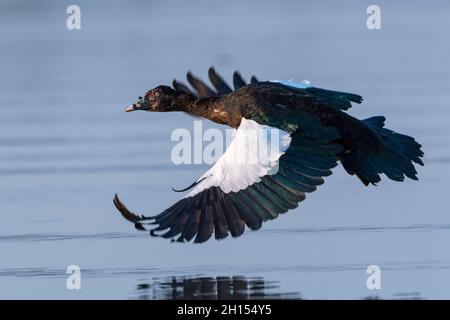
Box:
[340, 116, 424, 186]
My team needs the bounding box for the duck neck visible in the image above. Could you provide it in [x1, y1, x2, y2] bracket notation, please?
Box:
[185, 95, 240, 127]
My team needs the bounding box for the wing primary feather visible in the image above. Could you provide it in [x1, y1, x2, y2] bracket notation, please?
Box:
[194, 189, 215, 243]
[254, 181, 291, 212]
[113, 194, 149, 223]
[219, 193, 245, 237]
[151, 199, 192, 232]
[161, 196, 201, 240]
[246, 184, 285, 215]
[187, 71, 216, 97]
[212, 188, 230, 240]
[180, 191, 207, 242]
[208, 67, 233, 94]
[250, 75, 259, 84]
[172, 79, 195, 95]
[228, 193, 263, 231]
[241, 188, 278, 220]
[233, 71, 247, 90]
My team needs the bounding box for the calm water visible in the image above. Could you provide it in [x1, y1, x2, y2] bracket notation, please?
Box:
[1, 0, 450, 299]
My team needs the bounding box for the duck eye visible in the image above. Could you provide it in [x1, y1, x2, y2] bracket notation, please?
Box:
[138, 96, 143, 100]
[155, 92, 160, 98]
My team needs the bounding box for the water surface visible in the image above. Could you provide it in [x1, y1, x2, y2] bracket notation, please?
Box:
[1, 0, 450, 299]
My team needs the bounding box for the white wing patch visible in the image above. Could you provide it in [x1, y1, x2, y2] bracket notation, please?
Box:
[270, 79, 311, 89]
[186, 118, 292, 197]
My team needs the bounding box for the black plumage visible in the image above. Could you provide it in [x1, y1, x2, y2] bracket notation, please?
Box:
[116, 67, 424, 243]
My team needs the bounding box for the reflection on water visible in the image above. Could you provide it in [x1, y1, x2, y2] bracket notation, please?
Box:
[134, 276, 301, 300]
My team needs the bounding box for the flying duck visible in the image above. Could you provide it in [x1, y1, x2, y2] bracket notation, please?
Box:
[114, 67, 424, 243]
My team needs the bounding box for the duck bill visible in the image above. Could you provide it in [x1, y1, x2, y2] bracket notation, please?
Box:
[125, 101, 149, 112]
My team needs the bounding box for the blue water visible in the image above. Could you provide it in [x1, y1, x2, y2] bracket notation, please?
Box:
[1, 0, 450, 299]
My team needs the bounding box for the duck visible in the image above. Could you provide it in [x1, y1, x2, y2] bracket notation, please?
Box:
[114, 67, 424, 243]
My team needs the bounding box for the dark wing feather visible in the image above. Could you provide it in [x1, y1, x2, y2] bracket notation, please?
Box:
[114, 130, 342, 243]
[233, 71, 247, 90]
[261, 82, 362, 111]
[305, 87, 363, 110]
[172, 67, 260, 98]
[172, 79, 195, 95]
[173, 67, 361, 111]
[208, 67, 233, 94]
[187, 71, 217, 97]
[113, 194, 147, 231]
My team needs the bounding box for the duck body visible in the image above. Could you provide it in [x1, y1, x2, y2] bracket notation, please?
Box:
[115, 68, 424, 243]
[187, 81, 385, 168]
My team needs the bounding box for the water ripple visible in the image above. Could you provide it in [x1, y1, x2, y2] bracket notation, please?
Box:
[0, 232, 144, 243]
[1, 223, 448, 243]
[259, 223, 450, 235]
[1, 260, 450, 279]
[0, 164, 180, 175]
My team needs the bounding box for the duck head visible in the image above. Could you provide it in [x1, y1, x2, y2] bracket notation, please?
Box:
[125, 85, 192, 112]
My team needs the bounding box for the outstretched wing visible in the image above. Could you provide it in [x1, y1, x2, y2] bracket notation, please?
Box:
[173, 67, 362, 111]
[172, 66, 257, 97]
[114, 117, 342, 243]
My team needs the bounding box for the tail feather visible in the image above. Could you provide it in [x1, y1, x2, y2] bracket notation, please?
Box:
[340, 116, 424, 185]
[341, 153, 382, 185]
